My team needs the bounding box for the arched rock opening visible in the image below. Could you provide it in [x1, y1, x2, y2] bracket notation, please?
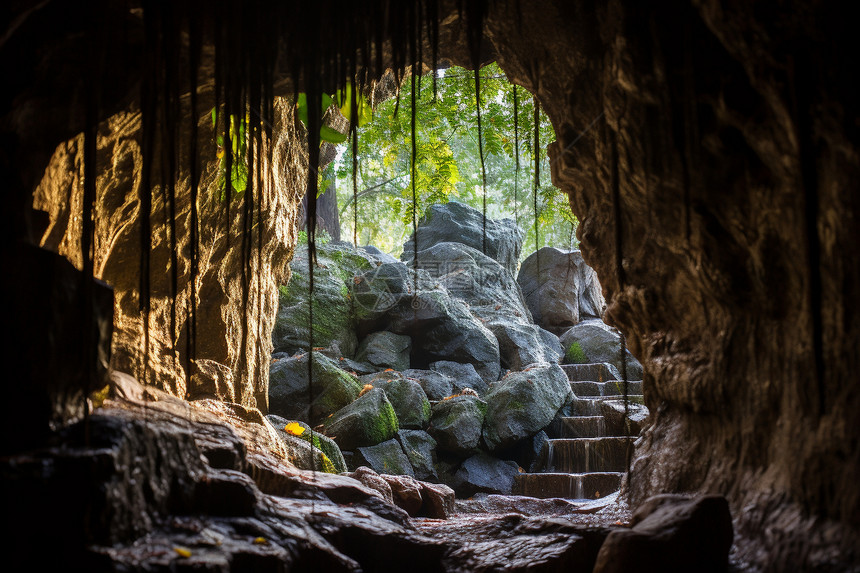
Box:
[1, 1, 858, 570]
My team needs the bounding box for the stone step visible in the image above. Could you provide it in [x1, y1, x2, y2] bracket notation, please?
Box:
[512, 472, 623, 500]
[560, 363, 621, 382]
[534, 437, 633, 473]
[548, 415, 606, 438]
[570, 380, 643, 397]
[569, 396, 644, 416]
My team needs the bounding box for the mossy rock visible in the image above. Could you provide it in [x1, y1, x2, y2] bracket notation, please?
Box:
[322, 388, 399, 451]
[482, 363, 570, 452]
[396, 429, 438, 481]
[269, 352, 362, 425]
[428, 395, 486, 455]
[265, 415, 338, 473]
[356, 439, 415, 477]
[266, 415, 348, 474]
[362, 372, 431, 430]
[272, 243, 376, 358]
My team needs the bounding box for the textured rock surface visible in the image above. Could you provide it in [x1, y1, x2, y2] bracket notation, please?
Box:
[322, 387, 399, 451]
[354, 262, 501, 381]
[517, 247, 605, 334]
[356, 439, 415, 477]
[559, 321, 643, 380]
[268, 352, 361, 424]
[428, 395, 487, 455]
[402, 201, 524, 276]
[355, 331, 412, 372]
[33, 99, 305, 408]
[272, 243, 375, 358]
[453, 453, 521, 497]
[482, 364, 571, 452]
[396, 429, 439, 482]
[403, 369, 455, 402]
[593, 494, 733, 573]
[429, 360, 488, 396]
[485, 1, 860, 568]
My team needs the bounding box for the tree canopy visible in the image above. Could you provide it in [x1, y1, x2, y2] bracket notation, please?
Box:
[331, 63, 578, 258]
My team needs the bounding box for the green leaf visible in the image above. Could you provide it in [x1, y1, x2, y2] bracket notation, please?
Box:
[320, 126, 348, 144]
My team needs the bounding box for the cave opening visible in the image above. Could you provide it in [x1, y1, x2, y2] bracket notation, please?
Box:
[2, 1, 859, 571]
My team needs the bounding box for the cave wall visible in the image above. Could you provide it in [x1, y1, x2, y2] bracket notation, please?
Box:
[484, 0, 859, 568]
[32, 98, 307, 409]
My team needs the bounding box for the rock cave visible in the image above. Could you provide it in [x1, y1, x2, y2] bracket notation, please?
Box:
[1, 1, 858, 572]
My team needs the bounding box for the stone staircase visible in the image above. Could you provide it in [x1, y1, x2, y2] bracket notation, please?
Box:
[513, 363, 645, 500]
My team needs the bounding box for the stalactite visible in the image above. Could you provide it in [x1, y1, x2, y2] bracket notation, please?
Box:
[513, 84, 520, 227]
[533, 97, 540, 263]
[474, 67, 488, 254]
[186, 8, 201, 391]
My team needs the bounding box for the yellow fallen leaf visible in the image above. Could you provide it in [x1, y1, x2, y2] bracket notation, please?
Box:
[253, 537, 267, 545]
[174, 546, 192, 558]
[284, 422, 305, 436]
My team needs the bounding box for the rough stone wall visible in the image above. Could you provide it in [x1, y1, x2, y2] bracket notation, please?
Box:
[485, 0, 860, 568]
[33, 98, 306, 410]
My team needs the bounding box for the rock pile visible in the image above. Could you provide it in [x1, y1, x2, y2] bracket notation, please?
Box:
[269, 201, 647, 498]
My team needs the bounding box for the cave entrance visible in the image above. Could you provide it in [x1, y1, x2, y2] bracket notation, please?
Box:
[270, 61, 646, 504]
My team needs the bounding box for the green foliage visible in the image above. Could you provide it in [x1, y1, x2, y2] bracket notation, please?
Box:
[211, 108, 249, 200]
[296, 83, 371, 146]
[566, 341, 587, 364]
[297, 228, 332, 245]
[333, 63, 579, 257]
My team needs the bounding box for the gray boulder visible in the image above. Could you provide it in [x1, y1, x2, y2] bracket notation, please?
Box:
[355, 439, 415, 477]
[353, 262, 501, 382]
[402, 201, 524, 275]
[454, 453, 521, 496]
[410, 241, 531, 321]
[268, 352, 361, 424]
[355, 331, 411, 371]
[403, 369, 454, 401]
[430, 360, 487, 396]
[361, 372, 431, 430]
[559, 320, 643, 380]
[484, 319, 564, 371]
[396, 429, 439, 481]
[322, 387, 399, 450]
[428, 395, 487, 455]
[272, 243, 376, 358]
[517, 247, 605, 334]
[482, 363, 571, 452]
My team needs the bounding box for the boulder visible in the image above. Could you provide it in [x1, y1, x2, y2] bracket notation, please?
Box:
[482, 363, 571, 452]
[429, 360, 488, 396]
[396, 429, 439, 482]
[353, 262, 501, 381]
[428, 395, 486, 455]
[593, 494, 733, 573]
[322, 388, 399, 450]
[361, 245, 399, 264]
[345, 466, 394, 504]
[265, 415, 348, 474]
[403, 369, 454, 401]
[484, 319, 564, 371]
[268, 352, 361, 424]
[272, 243, 376, 358]
[355, 331, 412, 372]
[559, 320, 643, 379]
[410, 241, 531, 320]
[517, 247, 605, 334]
[360, 371, 431, 430]
[356, 439, 415, 477]
[380, 474, 424, 515]
[453, 453, 521, 496]
[416, 481, 456, 519]
[402, 201, 524, 275]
